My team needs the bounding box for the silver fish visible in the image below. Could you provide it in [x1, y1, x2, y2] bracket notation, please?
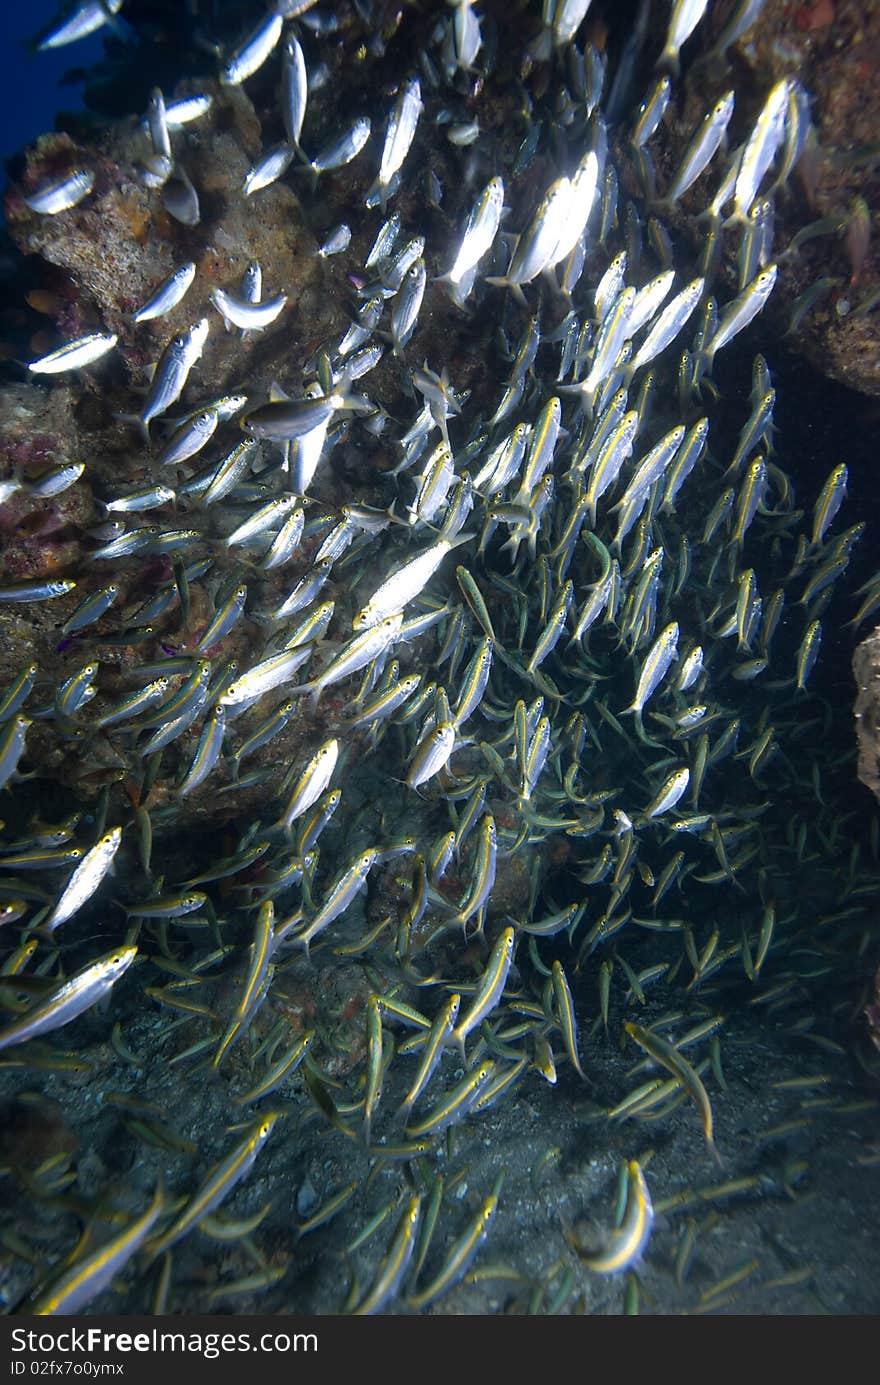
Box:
[177, 706, 227, 797]
[372, 77, 422, 204]
[140, 319, 210, 437]
[796, 619, 822, 691]
[625, 621, 679, 716]
[628, 277, 704, 375]
[488, 177, 573, 291]
[407, 721, 457, 789]
[163, 94, 212, 128]
[438, 177, 505, 292]
[443, 0, 482, 75]
[659, 0, 710, 76]
[576, 287, 636, 408]
[262, 507, 305, 570]
[390, 259, 426, 353]
[354, 536, 460, 630]
[243, 142, 296, 197]
[210, 287, 287, 331]
[43, 828, 122, 934]
[133, 262, 197, 324]
[733, 79, 790, 222]
[453, 920, 513, 1048]
[157, 408, 218, 467]
[271, 561, 332, 621]
[146, 88, 171, 160]
[196, 584, 248, 652]
[219, 645, 314, 712]
[29, 1183, 164, 1315]
[703, 266, 777, 366]
[146, 1113, 281, 1256]
[0, 715, 31, 793]
[352, 1196, 421, 1315]
[61, 583, 120, 634]
[811, 463, 848, 548]
[299, 614, 401, 709]
[28, 332, 117, 375]
[547, 151, 600, 270]
[26, 463, 85, 498]
[308, 118, 372, 174]
[23, 169, 94, 214]
[220, 12, 284, 86]
[0, 946, 137, 1052]
[616, 424, 685, 515]
[632, 75, 671, 147]
[644, 767, 691, 818]
[281, 34, 308, 146]
[37, 0, 122, 51]
[317, 224, 352, 257]
[629, 270, 675, 335]
[202, 440, 258, 506]
[161, 165, 200, 226]
[0, 580, 77, 601]
[665, 92, 735, 204]
[241, 391, 349, 441]
[279, 739, 339, 828]
[293, 848, 380, 954]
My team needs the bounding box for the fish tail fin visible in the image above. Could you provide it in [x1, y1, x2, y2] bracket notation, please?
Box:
[633, 714, 664, 749]
[620, 705, 657, 746]
[658, 49, 681, 80]
[114, 411, 151, 446]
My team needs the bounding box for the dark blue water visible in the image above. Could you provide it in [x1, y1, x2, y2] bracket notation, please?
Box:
[0, 0, 104, 162]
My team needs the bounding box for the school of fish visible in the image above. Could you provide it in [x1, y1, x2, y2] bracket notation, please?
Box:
[1, 0, 876, 1316]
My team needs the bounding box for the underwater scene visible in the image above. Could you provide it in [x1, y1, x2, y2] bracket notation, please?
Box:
[0, 0, 879, 1316]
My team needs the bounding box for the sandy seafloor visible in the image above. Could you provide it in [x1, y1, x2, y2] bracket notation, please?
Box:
[0, 956, 878, 1317]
